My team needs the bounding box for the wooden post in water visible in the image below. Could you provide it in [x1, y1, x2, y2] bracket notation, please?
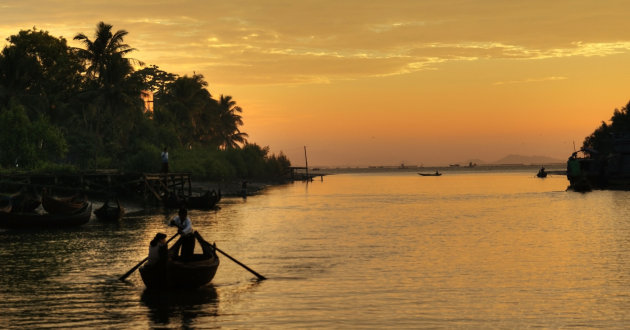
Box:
[304, 146, 309, 181]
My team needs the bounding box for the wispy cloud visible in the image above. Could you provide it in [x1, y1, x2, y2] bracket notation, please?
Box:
[493, 76, 569, 86]
[3, 0, 630, 85]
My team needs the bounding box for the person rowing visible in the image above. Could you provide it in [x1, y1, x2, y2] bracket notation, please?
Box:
[169, 207, 195, 260]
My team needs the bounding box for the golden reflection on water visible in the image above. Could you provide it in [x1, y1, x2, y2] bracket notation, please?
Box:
[209, 171, 630, 327]
[2, 170, 630, 327]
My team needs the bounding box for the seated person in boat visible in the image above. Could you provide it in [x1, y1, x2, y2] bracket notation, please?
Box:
[146, 232, 168, 267]
[169, 207, 195, 260]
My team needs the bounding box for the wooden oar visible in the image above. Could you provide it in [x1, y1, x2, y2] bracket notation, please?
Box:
[118, 232, 179, 281]
[213, 245, 266, 280]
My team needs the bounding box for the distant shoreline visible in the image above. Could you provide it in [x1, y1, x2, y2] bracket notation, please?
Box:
[310, 163, 566, 174]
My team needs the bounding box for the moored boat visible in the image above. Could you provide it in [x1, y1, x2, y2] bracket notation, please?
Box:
[11, 189, 41, 213]
[94, 198, 125, 221]
[139, 231, 220, 289]
[186, 190, 221, 210]
[0, 196, 12, 213]
[0, 202, 92, 228]
[567, 135, 630, 190]
[42, 190, 88, 215]
[1, 188, 40, 213]
[162, 191, 182, 209]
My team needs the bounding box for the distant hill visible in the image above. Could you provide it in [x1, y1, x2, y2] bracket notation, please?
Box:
[491, 154, 564, 165]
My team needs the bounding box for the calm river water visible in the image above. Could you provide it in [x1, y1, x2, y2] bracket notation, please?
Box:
[2, 169, 630, 328]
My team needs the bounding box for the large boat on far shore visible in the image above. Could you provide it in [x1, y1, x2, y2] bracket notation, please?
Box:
[567, 134, 630, 190]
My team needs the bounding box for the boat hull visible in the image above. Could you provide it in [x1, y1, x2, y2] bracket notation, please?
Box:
[139, 232, 220, 289]
[0, 203, 92, 228]
[94, 203, 125, 221]
[140, 254, 220, 289]
[186, 190, 221, 210]
[42, 192, 88, 215]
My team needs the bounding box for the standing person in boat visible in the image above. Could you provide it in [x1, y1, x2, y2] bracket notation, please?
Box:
[146, 232, 168, 267]
[160, 147, 169, 173]
[169, 207, 195, 260]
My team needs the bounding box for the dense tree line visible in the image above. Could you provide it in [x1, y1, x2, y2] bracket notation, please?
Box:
[0, 23, 290, 180]
[582, 100, 630, 156]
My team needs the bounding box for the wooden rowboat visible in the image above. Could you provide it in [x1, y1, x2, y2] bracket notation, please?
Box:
[418, 172, 442, 176]
[186, 190, 221, 210]
[0, 196, 12, 213]
[10, 189, 41, 213]
[42, 190, 88, 215]
[94, 199, 125, 221]
[139, 232, 220, 289]
[0, 202, 92, 228]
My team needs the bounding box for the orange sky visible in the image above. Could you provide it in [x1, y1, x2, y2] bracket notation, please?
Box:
[3, 1, 630, 166]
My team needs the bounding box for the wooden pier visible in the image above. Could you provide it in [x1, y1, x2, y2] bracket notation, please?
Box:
[289, 167, 328, 181]
[0, 171, 193, 205]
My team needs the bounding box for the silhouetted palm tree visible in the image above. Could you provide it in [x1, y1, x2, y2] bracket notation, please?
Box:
[216, 95, 248, 149]
[159, 74, 216, 147]
[73, 22, 144, 155]
[73, 22, 138, 85]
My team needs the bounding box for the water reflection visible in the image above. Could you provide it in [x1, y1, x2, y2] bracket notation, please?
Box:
[141, 285, 219, 327]
[5, 171, 630, 327]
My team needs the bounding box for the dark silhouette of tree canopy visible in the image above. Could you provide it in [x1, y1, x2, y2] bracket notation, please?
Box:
[157, 74, 217, 148]
[583, 100, 630, 155]
[0, 28, 82, 123]
[133, 65, 177, 95]
[216, 95, 248, 149]
[0, 22, 289, 179]
[73, 22, 139, 85]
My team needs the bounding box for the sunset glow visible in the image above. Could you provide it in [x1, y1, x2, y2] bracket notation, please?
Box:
[3, 0, 630, 166]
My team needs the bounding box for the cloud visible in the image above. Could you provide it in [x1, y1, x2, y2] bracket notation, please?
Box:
[3, 0, 630, 85]
[493, 76, 569, 86]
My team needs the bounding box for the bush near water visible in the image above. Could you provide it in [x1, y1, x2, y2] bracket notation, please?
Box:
[0, 23, 291, 181]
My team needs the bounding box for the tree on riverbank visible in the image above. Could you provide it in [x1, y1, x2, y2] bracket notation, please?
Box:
[0, 23, 291, 180]
[582, 100, 630, 155]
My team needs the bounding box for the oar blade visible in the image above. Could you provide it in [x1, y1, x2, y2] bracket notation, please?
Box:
[214, 245, 266, 280]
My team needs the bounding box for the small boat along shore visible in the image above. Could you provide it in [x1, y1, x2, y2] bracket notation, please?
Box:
[0, 202, 92, 228]
[94, 198, 125, 221]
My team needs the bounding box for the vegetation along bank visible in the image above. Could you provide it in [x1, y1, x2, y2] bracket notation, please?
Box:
[0, 22, 291, 182]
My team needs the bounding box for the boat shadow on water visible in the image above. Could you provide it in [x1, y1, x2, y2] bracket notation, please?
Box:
[141, 285, 219, 325]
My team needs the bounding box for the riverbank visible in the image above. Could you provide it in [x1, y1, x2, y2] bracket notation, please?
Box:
[191, 179, 291, 197]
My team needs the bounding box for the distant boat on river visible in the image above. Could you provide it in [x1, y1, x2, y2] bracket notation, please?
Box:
[418, 171, 442, 176]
